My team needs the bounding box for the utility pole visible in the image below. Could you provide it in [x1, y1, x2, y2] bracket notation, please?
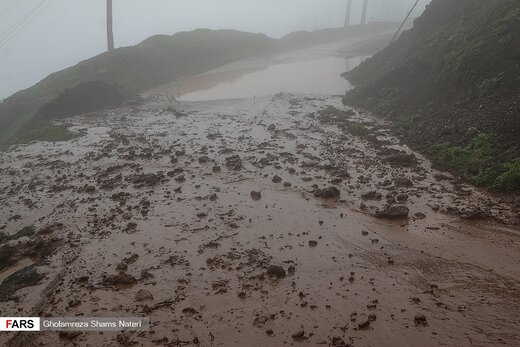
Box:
[344, 0, 352, 27]
[361, 0, 369, 25]
[107, 0, 114, 51]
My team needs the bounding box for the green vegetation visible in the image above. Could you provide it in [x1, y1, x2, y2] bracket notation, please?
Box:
[347, 121, 370, 137]
[0, 245, 15, 271]
[478, 74, 503, 97]
[8, 123, 78, 145]
[0, 225, 36, 243]
[473, 160, 520, 191]
[347, 0, 520, 104]
[391, 114, 421, 133]
[432, 133, 520, 191]
[318, 106, 354, 120]
[432, 133, 496, 173]
[344, 0, 520, 193]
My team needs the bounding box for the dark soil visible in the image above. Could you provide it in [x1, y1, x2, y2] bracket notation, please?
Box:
[343, 0, 520, 161]
[34, 81, 127, 121]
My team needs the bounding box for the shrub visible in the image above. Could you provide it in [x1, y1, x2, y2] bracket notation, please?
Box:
[433, 133, 497, 174]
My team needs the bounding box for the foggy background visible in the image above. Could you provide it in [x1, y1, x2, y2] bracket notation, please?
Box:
[0, 0, 431, 99]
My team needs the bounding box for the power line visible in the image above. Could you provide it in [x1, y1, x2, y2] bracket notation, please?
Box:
[389, 0, 420, 45]
[0, 0, 30, 17]
[0, 0, 47, 42]
[0, 0, 54, 50]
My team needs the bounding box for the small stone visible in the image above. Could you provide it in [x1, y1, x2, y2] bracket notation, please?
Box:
[115, 262, 128, 272]
[374, 205, 409, 219]
[308, 240, 318, 247]
[272, 175, 282, 183]
[291, 329, 305, 340]
[135, 289, 154, 301]
[199, 156, 210, 164]
[314, 186, 341, 199]
[250, 191, 262, 201]
[414, 314, 428, 326]
[266, 265, 286, 278]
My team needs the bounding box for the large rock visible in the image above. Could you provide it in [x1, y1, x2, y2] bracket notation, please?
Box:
[374, 205, 409, 219]
[314, 186, 341, 199]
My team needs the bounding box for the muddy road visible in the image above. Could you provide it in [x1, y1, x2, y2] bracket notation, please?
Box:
[1, 90, 520, 347]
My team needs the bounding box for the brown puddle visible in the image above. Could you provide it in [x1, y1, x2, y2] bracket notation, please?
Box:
[172, 41, 369, 102]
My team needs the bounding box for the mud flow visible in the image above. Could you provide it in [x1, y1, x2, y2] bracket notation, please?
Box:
[1, 91, 520, 347]
[1, 36, 520, 347]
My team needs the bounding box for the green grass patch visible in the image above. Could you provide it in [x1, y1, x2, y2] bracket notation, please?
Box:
[0, 225, 36, 244]
[347, 121, 371, 137]
[473, 159, 520, 191]
[318, 106, 354, 120]
[9, 122, 78, 145]
[432, 133, 520, 191]
[432, 133, 496, 174]
[391, 114, 421, 133]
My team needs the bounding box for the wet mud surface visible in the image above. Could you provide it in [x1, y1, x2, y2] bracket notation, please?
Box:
[1, 93, 520, 346]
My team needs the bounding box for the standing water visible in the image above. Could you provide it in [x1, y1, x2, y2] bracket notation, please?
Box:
[175, 41, 368, 101]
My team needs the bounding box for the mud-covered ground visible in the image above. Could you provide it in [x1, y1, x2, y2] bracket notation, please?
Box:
[1, 92, 520, 347]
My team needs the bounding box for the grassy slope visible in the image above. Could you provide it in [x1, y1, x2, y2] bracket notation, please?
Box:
[0, 29, 277, 143]
[345, 0, 520, 108]
[343, 0, 520, 191]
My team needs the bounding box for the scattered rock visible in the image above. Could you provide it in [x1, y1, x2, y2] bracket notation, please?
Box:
[414, 314, 428, 326]
[266, 265, 286, 278]
[135, 289, 154, 301]
[102, 273, 137, 287]
[272, 175, 282, 183]
[314, 186, 340, 199]
[291, 329, 306, 341]
[199, 156, 210, 164]
[394, 177, 413, 187]
[250, 191, 262, 201]
[225, 155, 243, 171]
[374, 205, 409, 219]
[361, 191, 382, 200]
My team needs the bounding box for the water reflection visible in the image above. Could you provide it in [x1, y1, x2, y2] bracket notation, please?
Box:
[176, 46, 369, 101]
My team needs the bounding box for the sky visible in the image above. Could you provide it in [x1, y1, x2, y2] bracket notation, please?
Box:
[0, 0, 431, 99]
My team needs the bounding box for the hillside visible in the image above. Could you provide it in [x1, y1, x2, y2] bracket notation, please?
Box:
[0, 23, 398, 145]
[343, 0, 520, 191]
[0, 29, 276, 144]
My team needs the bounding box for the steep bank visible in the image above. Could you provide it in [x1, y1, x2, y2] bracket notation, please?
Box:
[0, 23, 398, 145]
[343, 0, 520, 191]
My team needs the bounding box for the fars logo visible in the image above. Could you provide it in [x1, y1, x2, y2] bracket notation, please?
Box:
[0, 317, 40, 331]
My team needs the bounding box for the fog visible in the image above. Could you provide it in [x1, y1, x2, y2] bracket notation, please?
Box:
[0, 0, 430, 99]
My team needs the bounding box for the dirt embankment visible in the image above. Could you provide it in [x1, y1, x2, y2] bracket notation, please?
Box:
[343, 0, 520, 191]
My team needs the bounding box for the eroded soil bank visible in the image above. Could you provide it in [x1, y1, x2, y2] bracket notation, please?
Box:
[1, 91, 519, 347]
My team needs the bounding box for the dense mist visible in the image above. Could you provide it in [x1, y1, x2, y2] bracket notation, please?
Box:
[0, 0, 430, 99]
